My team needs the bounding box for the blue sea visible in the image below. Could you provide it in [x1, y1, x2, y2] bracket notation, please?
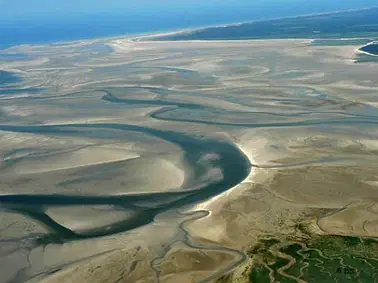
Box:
[1, 1, 377, 49]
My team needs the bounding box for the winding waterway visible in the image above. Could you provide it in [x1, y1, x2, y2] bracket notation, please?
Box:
[0, 122, 251, 242]
[1, 38, 378, 283]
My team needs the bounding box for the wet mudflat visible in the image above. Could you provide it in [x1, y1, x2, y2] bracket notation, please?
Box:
[0, 38, 378, 283]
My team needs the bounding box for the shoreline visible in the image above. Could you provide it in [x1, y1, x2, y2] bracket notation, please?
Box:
[2, 6, 378, 51]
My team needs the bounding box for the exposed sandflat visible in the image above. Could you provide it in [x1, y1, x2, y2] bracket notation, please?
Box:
[1, 37, 378, 283]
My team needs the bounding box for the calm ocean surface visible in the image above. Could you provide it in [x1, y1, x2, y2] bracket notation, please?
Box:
[2, 1, 377, 49]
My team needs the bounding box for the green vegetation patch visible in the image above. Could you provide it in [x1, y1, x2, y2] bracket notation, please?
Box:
[245, 230, 378, 283]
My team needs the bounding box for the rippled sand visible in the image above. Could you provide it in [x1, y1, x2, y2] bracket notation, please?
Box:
[1, 38, 378, 283]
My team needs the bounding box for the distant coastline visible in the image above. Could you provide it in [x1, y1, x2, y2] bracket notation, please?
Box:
[151, 7, 378, 41]
[1, 6, 378, 50]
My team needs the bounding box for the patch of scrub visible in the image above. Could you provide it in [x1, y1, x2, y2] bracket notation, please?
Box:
[218, 223, 378, 282]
